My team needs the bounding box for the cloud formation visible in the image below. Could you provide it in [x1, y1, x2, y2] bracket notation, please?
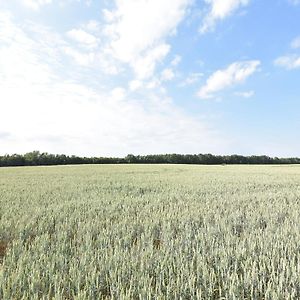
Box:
[197, 60, 260, 99]
[234, 90, 255, 98]
[21, 0, 52, 10]
[103, 0, 192, 79]
[291, 36, 300, 49]
[0, 9, 225, 156]
[200, 0, 250, 33]
[67, 28, 98, 49]
[21, 0, 92, 10]
[180, 72, 204, 86]
[274, 55, 300, 69]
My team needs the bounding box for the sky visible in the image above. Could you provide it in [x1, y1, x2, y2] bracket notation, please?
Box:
[0, 0, 299, 157]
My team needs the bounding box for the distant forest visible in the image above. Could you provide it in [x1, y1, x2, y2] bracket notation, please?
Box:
[0, 151, 300, 167]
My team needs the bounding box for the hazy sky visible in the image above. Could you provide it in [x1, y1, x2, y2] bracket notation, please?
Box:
[0, 0, 299, 157]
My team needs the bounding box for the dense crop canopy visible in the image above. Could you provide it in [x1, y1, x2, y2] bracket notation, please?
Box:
[0, 165, 300, 299]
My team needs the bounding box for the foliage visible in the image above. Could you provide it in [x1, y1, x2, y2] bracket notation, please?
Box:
[1, 151, 300, 167]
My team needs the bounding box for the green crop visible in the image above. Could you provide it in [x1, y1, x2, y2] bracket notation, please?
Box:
[0, 164, 300, 299]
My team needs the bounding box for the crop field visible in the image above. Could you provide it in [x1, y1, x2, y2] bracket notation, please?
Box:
[0, 164, 300, 299]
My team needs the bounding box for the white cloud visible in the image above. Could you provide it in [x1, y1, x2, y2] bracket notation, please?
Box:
[83, 20, 101, 32]
[197, 60, 260, 99]
[161, 68, 175, 81]
[20, 0, 191, 80]
[234, 90, 254, 98]
[274, 37, 300, 70]
[132, 43, 170, 80]
[67, 28, 98, 48]
[111, 87, 126, 101]
[129, 80, 143, 91]
[20, 0, 92, 10]
[0, 10, 226, 156]
[103, 0, 192, 79]
[62, 46, 95, 66]
[146, 79, 161, 90]
[171, 55, 182, 66]
[21, 0, 52, 10]
[274, 55, 300, 69]
[291, 36, 300, 49]
[180, 72, 204, 86]
[200, 0, 250, 34]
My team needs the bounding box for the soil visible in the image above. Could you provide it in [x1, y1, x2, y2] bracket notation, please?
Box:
[0, 240, 9, 264]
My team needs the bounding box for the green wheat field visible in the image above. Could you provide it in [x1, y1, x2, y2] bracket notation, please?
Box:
[0, 164, 300, 299]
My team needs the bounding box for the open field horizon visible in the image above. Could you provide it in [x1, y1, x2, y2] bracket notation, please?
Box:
[1, 1, 300, 298]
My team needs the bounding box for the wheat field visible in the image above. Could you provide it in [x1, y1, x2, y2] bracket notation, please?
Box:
[0, 164, 300, 299]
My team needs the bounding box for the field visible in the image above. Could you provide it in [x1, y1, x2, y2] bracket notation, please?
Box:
[0, 164, 300, 299]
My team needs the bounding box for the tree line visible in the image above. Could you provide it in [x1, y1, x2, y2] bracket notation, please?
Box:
[0, 151, 299, 167]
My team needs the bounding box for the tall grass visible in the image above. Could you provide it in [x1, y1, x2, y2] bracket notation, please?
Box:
[0, 164, 299, 299]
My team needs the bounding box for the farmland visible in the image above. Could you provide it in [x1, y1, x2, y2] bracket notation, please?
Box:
[0, 164, 300, 299]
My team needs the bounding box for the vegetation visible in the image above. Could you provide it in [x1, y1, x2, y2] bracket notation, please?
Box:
[1, 151, 300, 167]
[0, 164, 300, 299]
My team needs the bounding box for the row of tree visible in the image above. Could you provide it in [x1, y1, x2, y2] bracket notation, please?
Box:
[0, 151, 299, 167]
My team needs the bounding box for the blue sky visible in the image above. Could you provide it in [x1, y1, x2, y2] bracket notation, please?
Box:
[0, 0, 299, 157]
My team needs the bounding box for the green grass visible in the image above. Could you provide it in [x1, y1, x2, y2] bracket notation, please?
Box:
[0, 164, 300, 299]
